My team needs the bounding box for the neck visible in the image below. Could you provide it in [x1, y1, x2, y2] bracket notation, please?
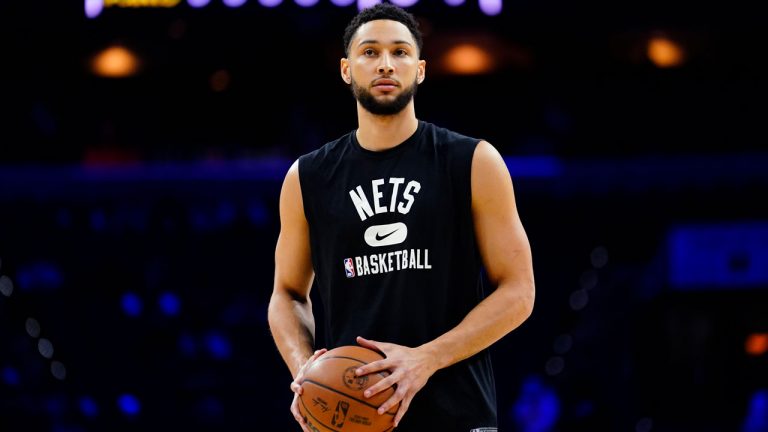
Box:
[355, 102, 419, 152]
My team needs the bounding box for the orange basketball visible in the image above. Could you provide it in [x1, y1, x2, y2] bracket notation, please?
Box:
[298, 345, 398, 432]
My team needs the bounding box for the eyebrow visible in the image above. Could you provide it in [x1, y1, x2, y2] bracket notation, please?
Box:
[356, 39, 414, 48]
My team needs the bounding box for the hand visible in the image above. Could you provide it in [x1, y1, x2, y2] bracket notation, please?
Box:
[290, 348, 327, 432]
[354, 336, 438, 428]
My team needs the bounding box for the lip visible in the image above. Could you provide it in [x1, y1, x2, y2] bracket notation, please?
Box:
[372, 79, 398, 87]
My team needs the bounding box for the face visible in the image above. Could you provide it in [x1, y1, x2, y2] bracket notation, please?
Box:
[341, 19, 426, 116]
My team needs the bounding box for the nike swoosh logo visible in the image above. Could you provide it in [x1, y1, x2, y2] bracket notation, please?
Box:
[375, 229, 399, 241]
[364, 222, 408, 247]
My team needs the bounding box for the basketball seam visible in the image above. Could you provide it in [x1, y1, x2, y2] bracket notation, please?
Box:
[302, 379, 397, 416]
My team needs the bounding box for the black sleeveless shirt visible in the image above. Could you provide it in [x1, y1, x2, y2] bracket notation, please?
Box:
[298, 120, 497, 431]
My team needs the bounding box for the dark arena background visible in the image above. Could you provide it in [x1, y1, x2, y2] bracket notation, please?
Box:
[1, 0, 767, 431]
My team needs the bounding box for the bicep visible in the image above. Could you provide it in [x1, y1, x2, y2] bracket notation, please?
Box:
[274, 160, 315, 300]
[471, 141, 533, 286]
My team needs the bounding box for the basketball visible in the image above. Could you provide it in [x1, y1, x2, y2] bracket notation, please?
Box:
[298, 345, 399, 432]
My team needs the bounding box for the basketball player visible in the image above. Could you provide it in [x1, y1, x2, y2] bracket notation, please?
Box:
[268, 3, 535, 431]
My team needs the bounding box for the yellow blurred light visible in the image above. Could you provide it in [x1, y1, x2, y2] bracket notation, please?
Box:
[92, 46, 139, 78]
[443, 44, 494, 75]
[104, 0, 181, 7]
[746, 333, 768, 356]
[647, 36, 685, 68]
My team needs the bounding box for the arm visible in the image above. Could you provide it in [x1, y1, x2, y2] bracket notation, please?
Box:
[267, 159, 326, 430]
[268, 159, 316, 378]
[422, 139, 535, 365]
[355, 140, 535, 425]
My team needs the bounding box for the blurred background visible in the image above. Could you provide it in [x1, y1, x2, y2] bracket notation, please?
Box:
[1, 0, 767, 431]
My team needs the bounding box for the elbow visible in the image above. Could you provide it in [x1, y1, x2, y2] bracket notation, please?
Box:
[522, 281, 535, 321]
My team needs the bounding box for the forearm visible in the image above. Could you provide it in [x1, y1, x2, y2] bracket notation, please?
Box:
[267, 290, 316, 378]
[420, 280, 534, 370]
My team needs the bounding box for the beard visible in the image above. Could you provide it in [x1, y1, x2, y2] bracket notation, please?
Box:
[350, 75, 418, 116]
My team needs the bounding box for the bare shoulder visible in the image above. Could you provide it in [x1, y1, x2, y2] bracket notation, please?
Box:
[472, 140, 507, 173]
[471, 140, 514, 206]
[280, 159, 306, 222]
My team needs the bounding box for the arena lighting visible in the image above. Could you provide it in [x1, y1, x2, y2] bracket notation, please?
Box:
[84, 0, 506, 16]
[118, 394, 141, 416]
[746, 333, 768, 356]
[85, 0, 104, 18]
[391, 0, 418, 7]
[647, 35, 685, 68]
[91, 45, 140, 78]
[443, 43, 493, 75]
[478, 0, 502, 15]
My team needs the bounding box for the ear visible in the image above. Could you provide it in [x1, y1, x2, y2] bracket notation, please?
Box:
[340, 58, 351, 85]
[417, 59, 426, 84]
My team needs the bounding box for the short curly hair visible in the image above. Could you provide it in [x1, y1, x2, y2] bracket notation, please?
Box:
[342, 2, 423, 57]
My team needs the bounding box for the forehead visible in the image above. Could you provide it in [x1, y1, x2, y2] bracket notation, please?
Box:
[351, 19, 415, 47]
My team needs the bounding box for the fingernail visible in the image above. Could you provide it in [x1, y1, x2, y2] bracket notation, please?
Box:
[364, 390, 371, 397]
[356, 369, 363, 375]
[378, 408, 384, 414]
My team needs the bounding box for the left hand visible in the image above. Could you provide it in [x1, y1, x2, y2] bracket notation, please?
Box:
[354, 336, 438, 428]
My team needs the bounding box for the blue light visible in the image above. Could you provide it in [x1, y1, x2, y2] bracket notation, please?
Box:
[1, 366, 21, 386]
[121, 292, 143, 317]
[204, 331, 232, 360]
[503, 156, 562, 179]
[187, 0, 211, 7]
[158, 292, 181, 317]
[117, 394, 141, 416]
[510, 375, 561, 432]
[16, 261, 64, 292]
[79, 396, 99, 418]
[743, 389, 768, 432]
[669, 223, 768, 289]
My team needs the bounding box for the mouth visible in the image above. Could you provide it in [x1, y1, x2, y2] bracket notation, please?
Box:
[372, 79, 399, 91]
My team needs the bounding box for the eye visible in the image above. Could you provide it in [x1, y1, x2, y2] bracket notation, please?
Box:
[363, 48, 376, 56]
[395, 48, 408, 56]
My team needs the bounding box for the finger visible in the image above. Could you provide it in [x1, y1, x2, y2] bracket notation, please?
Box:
[355, 358, 391, 377]
[377, 386, 407, 415]
[291, 396, 304, 423]
[356, 336, 388, 354]
[363, 373, 398, 398]
[393, 396, 411, 427]
[290, 381, 303, 394]
[292, 399, 312, 432]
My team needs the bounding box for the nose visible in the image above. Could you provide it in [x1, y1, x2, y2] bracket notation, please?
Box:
[377, 53, 394, 75]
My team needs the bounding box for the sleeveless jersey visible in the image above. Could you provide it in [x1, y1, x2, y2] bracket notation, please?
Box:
[298, 120, 497, 431]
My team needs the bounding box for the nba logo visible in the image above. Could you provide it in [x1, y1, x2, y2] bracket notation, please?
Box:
[343, 258, 355, 278]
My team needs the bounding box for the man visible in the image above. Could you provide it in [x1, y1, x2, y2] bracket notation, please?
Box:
[267, 3, 535, 431]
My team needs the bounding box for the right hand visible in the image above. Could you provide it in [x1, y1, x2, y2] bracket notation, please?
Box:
[290, 348, 327, 431]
